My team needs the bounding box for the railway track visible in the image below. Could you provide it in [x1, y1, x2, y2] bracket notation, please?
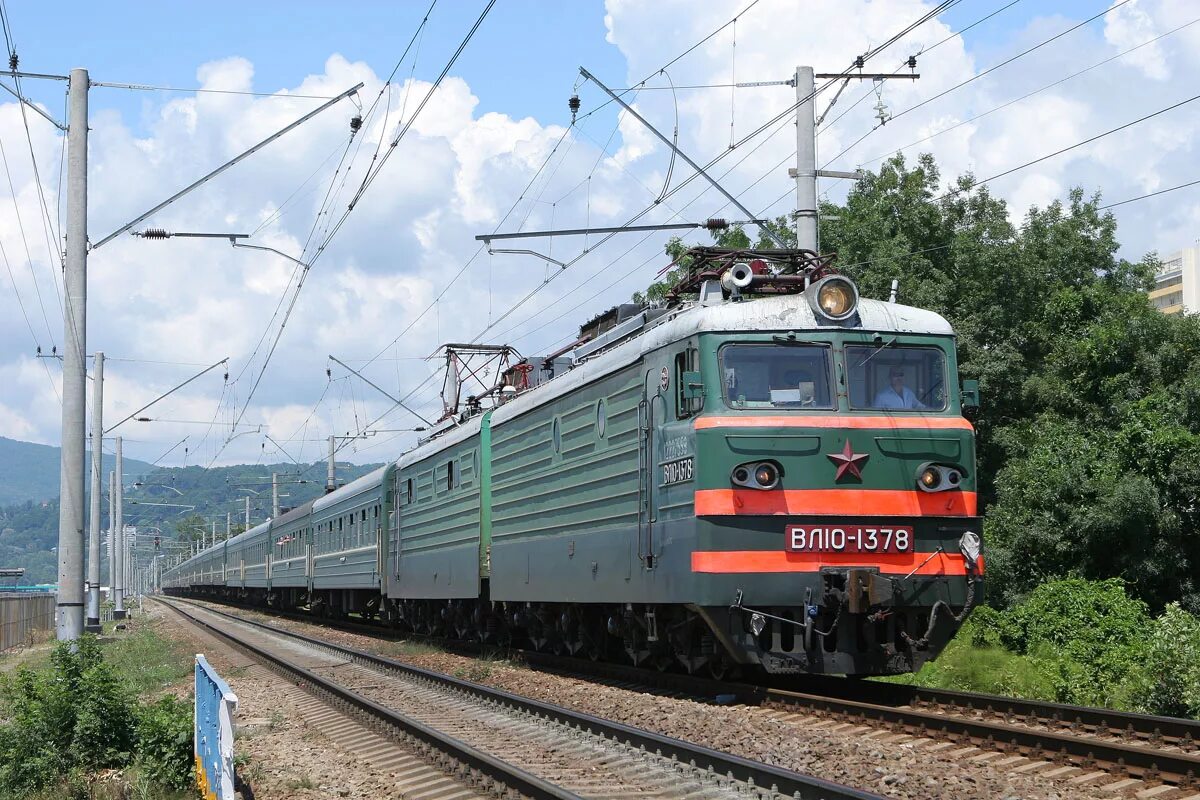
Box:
[173, 596, 1200, 795]
[519, 654, 1200, 791]
[158, 597, 880, 800]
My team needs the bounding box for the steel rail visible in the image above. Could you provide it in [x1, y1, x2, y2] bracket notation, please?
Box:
[517, 656, 1200, 786]
[164, 597, 881, 800]
[166, 595, 1200, 786]
[767, 674, 1200, 748]
[180, 595, 1200, 751]
[156, 598, 585, 800]
[515, 653, 1200, 785]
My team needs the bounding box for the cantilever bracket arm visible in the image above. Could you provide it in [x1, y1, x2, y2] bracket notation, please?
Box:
[0, 80, 66, 130]
[231, 240, 309, 268]
[105, 357, 230, 433]
[92, 82, 364, 250]
[328, 354, 433, 427]
[578, 66, 787, 249]
[487, 247, 566, 268]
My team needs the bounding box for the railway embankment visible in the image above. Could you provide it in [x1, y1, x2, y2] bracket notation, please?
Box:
[0, 604, 194, 799]
[179, 597, 1200, 800]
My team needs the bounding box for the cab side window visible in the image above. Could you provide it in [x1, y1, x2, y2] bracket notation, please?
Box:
[674, 347, 701, 418]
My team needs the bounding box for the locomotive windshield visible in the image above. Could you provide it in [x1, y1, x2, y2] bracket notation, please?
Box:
[846, 345, 947, 411]
[720, 343, 834, 408]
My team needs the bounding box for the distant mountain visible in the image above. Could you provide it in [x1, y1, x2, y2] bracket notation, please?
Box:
[0, 436, 156, 506]
[0, 457, 385, 584]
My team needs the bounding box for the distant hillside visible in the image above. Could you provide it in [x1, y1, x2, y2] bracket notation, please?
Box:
[0, 436, 156, 505]
[0, 458, 384, 585]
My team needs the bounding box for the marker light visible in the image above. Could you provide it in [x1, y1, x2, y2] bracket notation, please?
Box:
[917, 463, 965, 492]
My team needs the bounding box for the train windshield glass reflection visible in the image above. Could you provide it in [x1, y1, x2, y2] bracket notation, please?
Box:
[846, 345, 947, 411]
[719, 344, 833, 409]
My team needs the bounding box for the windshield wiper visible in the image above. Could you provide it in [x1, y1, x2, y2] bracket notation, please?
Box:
[854, 336, 897, 369]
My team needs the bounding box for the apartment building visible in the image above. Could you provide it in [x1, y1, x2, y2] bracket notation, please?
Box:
[1150, 244, 1199, 315]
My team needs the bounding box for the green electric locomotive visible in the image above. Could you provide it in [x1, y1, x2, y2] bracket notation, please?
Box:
[165, 246, 982, 677]
[385, 246, 982, 676]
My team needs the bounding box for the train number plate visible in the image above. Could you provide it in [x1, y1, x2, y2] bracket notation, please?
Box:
[786, 524, 913, 553]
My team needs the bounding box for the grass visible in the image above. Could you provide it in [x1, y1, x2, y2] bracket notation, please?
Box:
[103, 624, 192, 697]
[378, 639, 444, 658]
[286, 775, 316, 791]
[875, 638, 1059, 701]
[0, 639, 55, 676]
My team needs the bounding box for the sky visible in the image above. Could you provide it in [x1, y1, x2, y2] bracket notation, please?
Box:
[0, 0, 1197, 471]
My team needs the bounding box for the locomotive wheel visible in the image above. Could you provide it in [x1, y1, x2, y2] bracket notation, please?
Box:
[706, 654, 731, 681]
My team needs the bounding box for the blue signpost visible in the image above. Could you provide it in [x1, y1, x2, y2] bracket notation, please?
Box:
[194, 655, 239, 800]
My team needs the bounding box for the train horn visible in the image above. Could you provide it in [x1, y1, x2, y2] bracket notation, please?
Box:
[721, 262, 755, 291]
[729, 262, 754, 288]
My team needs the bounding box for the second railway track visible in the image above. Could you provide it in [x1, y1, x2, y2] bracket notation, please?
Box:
[177, 597, 1200, 796]
[158, 597, 880, 800]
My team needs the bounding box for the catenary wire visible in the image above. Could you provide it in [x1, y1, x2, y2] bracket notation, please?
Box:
[822, 0, 1134, 169]
[289, 0, 960, 455]
[0, 131, 57, 342]
[1099, 178, 1200, 210]
[937, 92, 1200, 201]
[213, 2, 492, 464]
[475, 1, 964, 341]
[855, 13, 1200, 167]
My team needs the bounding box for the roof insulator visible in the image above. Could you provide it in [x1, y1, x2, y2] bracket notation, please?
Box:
[705, 218, 728, 231]
[350, 114, 362, 133]
[568, 94, 581, 123]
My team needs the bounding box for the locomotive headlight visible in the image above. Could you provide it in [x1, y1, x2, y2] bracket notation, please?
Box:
[810, 275, 859, 321]
[731, 461, 781, 489]
[919, 466, 942, 490]
[754, 462, 780, 489]
[916, 462, 965, 492]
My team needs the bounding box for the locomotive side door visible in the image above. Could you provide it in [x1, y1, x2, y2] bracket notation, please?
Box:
[639, 365, 670, 569]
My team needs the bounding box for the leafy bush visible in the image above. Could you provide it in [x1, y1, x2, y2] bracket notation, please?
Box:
[1129, 603, 1200, 718]
[136, 695, 195, 791]
[0, 634, 196, 798]
[895, 579, 1200, 717]
[0, 636, 131, 796]
[1000, 578, 1150, 705]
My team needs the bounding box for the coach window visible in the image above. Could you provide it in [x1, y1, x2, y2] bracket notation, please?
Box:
[446, 461, 455, 492]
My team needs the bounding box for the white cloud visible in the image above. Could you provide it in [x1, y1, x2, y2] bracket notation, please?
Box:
[1104, 0, 1170, 80]
[0, 0, 1194, 467]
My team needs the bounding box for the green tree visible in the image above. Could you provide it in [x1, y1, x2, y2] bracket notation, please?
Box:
[634, 152, 1200, 613]
[632, 217, 795, 304]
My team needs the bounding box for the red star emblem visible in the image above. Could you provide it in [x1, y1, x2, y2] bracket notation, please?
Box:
[827, 440, 869, 480]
